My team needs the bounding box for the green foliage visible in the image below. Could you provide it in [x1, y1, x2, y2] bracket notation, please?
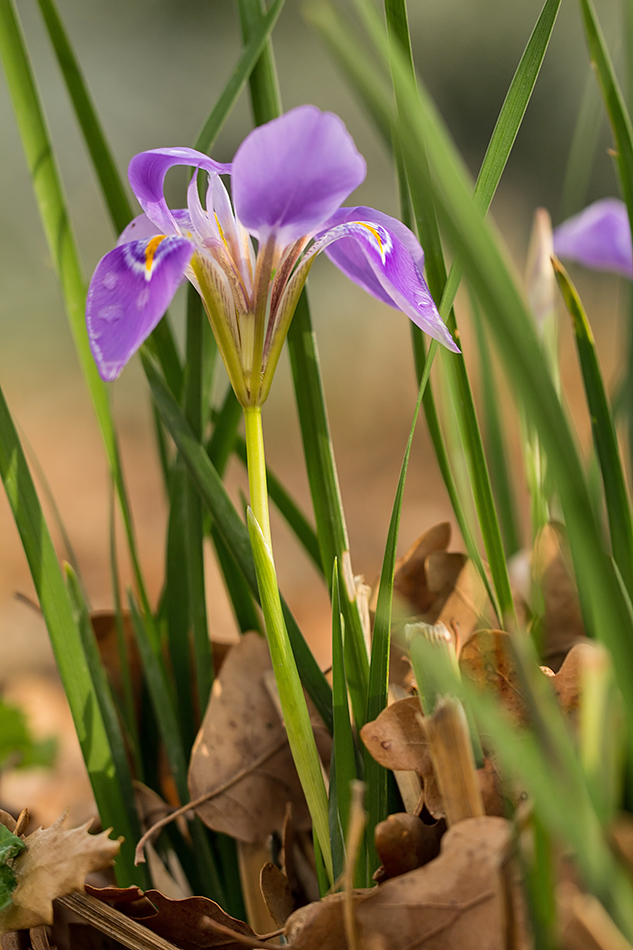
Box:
[0, 827, 25, 913]
[0, 700, 56, 772]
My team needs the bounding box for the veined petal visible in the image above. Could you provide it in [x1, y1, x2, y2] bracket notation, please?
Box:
[314, 212, 459, 352]
[86, 236, 193, 381]
[553, 198, 633, 279]
[128, 147, 231, 236]
[232, 105, 366, 245]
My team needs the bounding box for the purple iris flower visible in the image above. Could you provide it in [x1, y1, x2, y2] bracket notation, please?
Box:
[553, 198, 633, 280]
[86, 105, 458, 405]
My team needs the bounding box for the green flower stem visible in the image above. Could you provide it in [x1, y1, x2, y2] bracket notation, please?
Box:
[244, 406, 272, 545]
[243, 405, 333, 883]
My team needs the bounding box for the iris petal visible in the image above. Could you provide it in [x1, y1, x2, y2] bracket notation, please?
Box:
[321, 206, 425, 307]
[553, 198, 633, 279]
[128, 147, 231, 236]
[86, 236, 194, 381]
[315, 211, 459, 352]
[232, 105, 366, 245]
[117, 210, 193, 246]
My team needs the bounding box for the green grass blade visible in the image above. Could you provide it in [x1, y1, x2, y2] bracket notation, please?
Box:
[329, 561, 358, 883]
[165, 461, 197, 749]
[127, 592, 188, 801]
[183, 286, 214, 719]
[211, 525, 263, 634]
[554, 260, 633, 595]
[318, 0, 633, 743]
[467, 636, 633, 942]
[194, 0, 286, 152]
[141, 352, 333, 731]
[287, 295, 371, 728]
[33, 0, 130, 231]
[0, 383, 140, 886]
[0, 0, 160, 653]
[65, 566, 148, 888]
[33, 0, 183, 392]
[364, 357, 432, 877]
[237, 0, 282, 128]
[471, 298, 522, 557]
[579, 0, 633, 224]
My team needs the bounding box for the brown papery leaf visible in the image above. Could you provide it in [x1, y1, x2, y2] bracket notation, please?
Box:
[0, 814, 121, 933]
[288, 817, 528, 950]
[460, 630, 530, 725]
[360, 697, 430, 775]
[85, 885, 257, 949]
[260, 863, 294, 927]
[374, 812, 444, 881]
[532, 524, 588, 670]
[434, 560, 491, 652]
[188, 633, 311, 842]
[391, 523, 452, 616]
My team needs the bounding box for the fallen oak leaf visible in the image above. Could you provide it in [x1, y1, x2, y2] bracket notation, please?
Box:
[0, 813, 121, 933]
[85, 885, 261, 950]
[188, 634, 315, 842]
[287, 817, 528, 950]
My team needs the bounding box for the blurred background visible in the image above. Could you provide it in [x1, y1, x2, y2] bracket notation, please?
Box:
[0, 0, 628, 816]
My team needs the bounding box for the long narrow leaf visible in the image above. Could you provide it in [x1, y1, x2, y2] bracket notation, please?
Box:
[318, 0, 633, 749]
[364, 353, 432, 877]
[0, 0, 159, 651]
[554, 260, 633, 595]
[0, 383, 140, 886]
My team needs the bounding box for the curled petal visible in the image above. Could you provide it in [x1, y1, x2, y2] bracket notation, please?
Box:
[553, 198, 633, 279]
[314, 212, 459, 352]
[321, 206, 425, 307]
[86, 236, 193, 381]
[232, 105, 366, 245]
[128, 147, 231, 236]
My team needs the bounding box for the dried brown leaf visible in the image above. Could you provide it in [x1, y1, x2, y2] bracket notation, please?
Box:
[360, 698, 430, 775]
[391, 524, 452, 615]
[459, 630, 530, 725]
[188, 634, 311, 842]
[436, 563, 492, 653]
[86, 885, 257, 950]
[374, 813, 443, 881]
[260, 863, 293, 928]
[0, 814, 121, 933]
[532, 524, 588, 670]
[288, 817, 528, 950]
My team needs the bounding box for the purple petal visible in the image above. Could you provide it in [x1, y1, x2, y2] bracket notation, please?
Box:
[128, 147, 231, 236]
[232, 105, 366, 245]
[87, 236, 193, 381]
[321, 206, 426, 307]
[314, 213, 459, 352]
[117, 211, 193, 246]
[553, 198, 633, 279]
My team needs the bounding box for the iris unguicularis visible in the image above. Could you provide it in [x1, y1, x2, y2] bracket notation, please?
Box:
[86, 104, 457, 879]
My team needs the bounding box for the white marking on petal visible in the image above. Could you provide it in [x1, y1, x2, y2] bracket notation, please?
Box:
[98, 305, 123, 324]
[102, 272, 118, 291]
[137, 288, 150, 309]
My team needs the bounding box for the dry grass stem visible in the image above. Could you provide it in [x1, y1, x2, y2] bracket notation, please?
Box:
[425, 698, 485, 825]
